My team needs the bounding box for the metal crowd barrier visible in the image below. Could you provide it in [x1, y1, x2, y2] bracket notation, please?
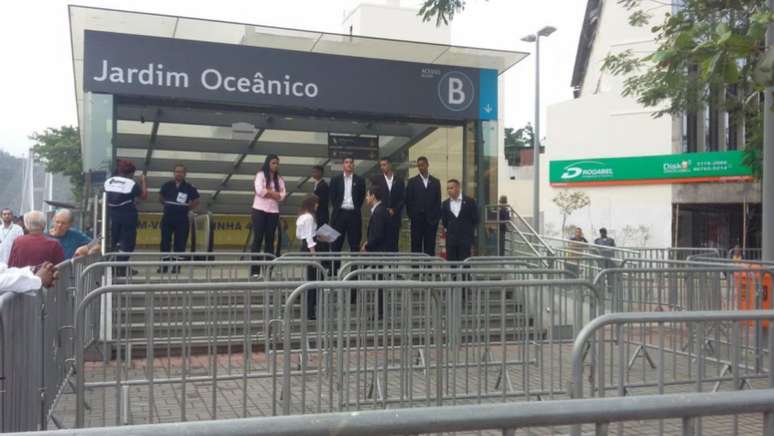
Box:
[72, 281, 308, 428]
[104, 251, 277, 262]
[60, 278, 601, 427]
[26, 389, 774, 435]
[280, 279, 601, 415]
[570, 310, 774, 435]
[43, 254, 102, 429]
[593, 265, 774, 313]
[0, 291, 42, 432]
[342, 267, 575, 282]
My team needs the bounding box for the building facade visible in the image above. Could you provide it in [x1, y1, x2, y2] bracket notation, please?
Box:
[540, 0, 760, 251]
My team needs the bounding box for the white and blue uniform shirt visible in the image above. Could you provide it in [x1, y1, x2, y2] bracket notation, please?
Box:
[104, 176, 141, 211]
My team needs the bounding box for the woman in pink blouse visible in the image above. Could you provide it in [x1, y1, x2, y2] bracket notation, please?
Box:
[251, 154, 286, 263]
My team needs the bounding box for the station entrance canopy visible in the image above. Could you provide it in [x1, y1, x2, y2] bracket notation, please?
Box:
[69, 6, 528, 215]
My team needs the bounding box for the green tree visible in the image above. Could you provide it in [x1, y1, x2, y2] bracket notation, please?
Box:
[552, 190, 591, 237]
[29, 126, 83, 201]
[601, 0, 774, 176]
[504, 123, 535, 165]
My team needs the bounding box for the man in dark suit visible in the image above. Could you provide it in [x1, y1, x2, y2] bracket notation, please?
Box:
[329, 157, 366, 252]
[362, 185, 392, 253]
[405, 156, 442, 256]
[441, 179, 479, 261]
[311, 165, 330, 252]
[361, 185, 392, 319]
[374, 158, 404, 252]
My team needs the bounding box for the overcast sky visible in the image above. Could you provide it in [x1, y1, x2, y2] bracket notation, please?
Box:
[0, 0, 585, 157]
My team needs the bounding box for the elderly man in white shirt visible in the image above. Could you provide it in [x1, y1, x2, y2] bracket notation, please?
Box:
[0, 208, 24, 264]
[0, 261, 58, 293]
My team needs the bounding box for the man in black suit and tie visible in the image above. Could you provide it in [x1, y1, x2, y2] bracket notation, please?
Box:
[361, 185, 392, 253]
[330, 157, 366, 252]
[311, 165, 330, 251]
[441, 179, 479, 261]
[374, 158, 404, 252]
[361, 184, 392, 319]
[405, 156, 442, 256]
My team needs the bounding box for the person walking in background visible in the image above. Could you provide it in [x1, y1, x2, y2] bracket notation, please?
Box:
[159, 164, 199, 270]
[567, 227, 588, 276]
[594, 228, 616, 260]
[7, 211, 64, 268]
[105, 159, 147, 274]
[330, 157, 365, 252]
[0, 208, 24, 264]
[441, 179, 478, 262]
[498, 196, 511, 256]
[374, 158, 405, 252]
[49, 209, 97, 259]
[296, 194, 320, 320]
[594, 227, 617, 292]
[251, 154, 286, 272]
[311, 165, 330, 252]
[405, 156, 441, 256]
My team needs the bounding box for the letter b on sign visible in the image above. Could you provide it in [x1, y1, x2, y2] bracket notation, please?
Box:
[449, 78, 465, 104]
[438, 71, 474, 112]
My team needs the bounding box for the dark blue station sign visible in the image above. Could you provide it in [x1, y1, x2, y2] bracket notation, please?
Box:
[83, 31, 498, 121]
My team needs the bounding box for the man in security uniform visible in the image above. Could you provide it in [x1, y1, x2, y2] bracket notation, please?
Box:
[159, 165, 200, 267]
[105, 159, 148, 275]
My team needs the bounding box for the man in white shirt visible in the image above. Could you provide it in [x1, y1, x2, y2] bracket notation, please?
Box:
[330, 158, 366, 252]
[0, 208, 24, 264]
[405, 157, 442, 255]
[375, 158, 405, 252]
[441, 179, 479, 261]
[0, 261, 58, 292]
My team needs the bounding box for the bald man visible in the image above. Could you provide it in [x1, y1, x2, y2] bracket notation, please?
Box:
[50, 209, 98, 259]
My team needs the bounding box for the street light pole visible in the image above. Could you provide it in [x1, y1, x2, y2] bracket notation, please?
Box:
[764, 0, 774, 261]
[533, 34, 541, 233]
[522, 26, 556, 233]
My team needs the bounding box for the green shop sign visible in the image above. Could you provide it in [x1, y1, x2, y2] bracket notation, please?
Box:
[549, 151, 753, 187]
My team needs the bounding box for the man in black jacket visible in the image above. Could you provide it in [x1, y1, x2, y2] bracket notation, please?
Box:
[374, 158, 404, 252]
[329, 157, 366, 252]
[311, 165, 330, 252]
[441, 179, 479, 261]
[361, 185, 391, 319]
[362, 185, 392, 253]
[405, 156, 441, 256]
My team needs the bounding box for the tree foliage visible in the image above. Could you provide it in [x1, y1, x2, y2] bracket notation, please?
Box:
[602, 0, 774, 176]
[29, 126, 83, 201]
[419, 0, 487, 26]
[552, 190, 591, 236]
[504, 123, 535, 165]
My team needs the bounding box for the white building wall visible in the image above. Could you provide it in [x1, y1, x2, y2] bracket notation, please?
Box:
[543, 0, 674, 247]
[343, 2, 451, 44]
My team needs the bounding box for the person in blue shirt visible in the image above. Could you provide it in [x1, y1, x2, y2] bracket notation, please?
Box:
[158, 164, 200, 263]
[49, 209, 98, 259]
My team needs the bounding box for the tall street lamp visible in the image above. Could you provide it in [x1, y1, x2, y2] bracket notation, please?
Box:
[521, 25, 556, 233]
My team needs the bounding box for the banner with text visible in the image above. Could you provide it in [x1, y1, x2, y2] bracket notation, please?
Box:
[549, 151, 753, 187]
[84, 31, 498, 121]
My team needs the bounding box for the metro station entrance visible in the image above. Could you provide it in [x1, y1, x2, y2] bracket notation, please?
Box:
[71, 7, 525, 253]
[112, 99, 476, 251]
